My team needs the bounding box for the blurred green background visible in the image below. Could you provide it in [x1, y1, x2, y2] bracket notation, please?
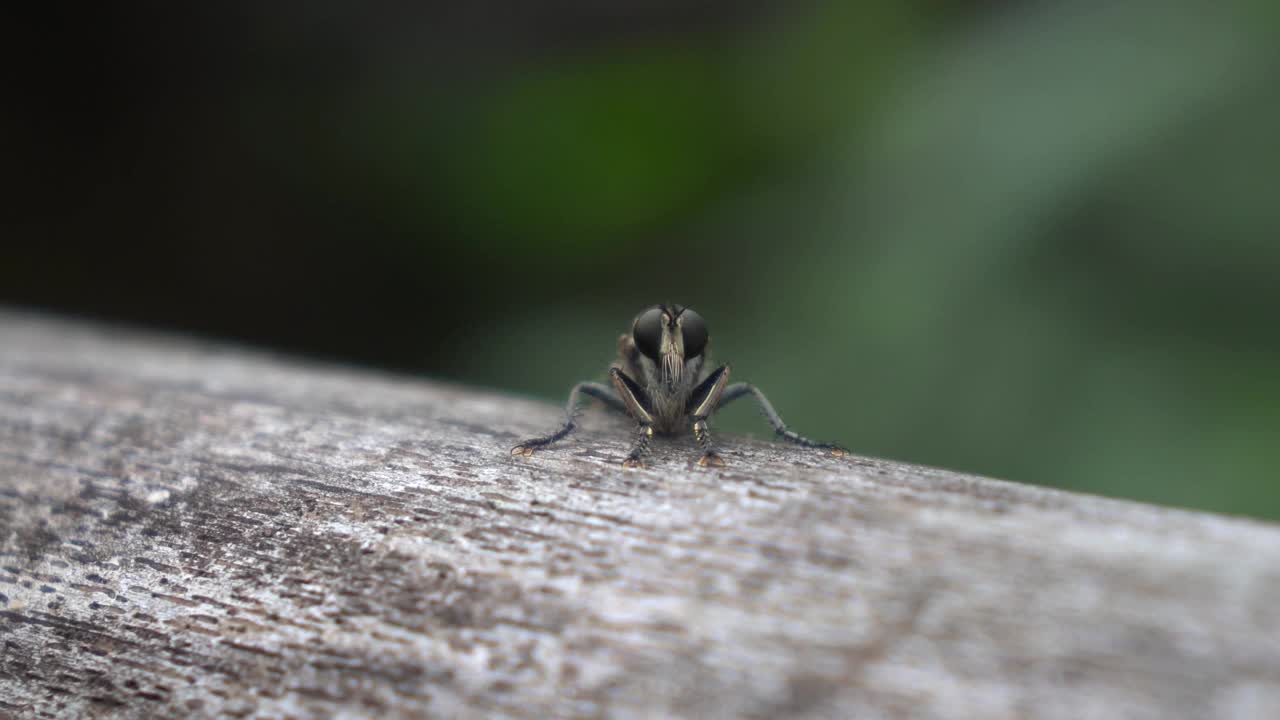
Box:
[5, 1, 1279, 519]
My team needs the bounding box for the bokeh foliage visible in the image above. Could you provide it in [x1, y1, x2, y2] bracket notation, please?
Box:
[5, 1, 1279, 518]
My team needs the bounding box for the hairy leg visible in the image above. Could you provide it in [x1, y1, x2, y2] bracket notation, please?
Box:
[717, 383, 847, 456]
[511, 382, 626, 456]
[687, 365, 731, 467]
[608, 367, 664, 468]
[622, 424, 655, 468]
[691, 419, 725, 467]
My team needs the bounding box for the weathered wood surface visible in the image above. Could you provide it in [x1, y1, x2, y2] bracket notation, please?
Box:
[1, 310, 1278, 720]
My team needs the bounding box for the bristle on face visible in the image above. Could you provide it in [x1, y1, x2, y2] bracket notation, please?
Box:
[661, 350, 683, 389]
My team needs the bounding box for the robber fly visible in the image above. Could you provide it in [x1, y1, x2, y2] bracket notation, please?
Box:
[511, 304, 847, 468]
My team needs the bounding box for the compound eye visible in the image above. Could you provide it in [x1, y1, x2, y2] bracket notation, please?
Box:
[680, 309, 708, 358]
[632, 307, 664, 360]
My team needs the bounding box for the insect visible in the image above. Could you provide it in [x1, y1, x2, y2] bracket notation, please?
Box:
[511, 303, 847, 468]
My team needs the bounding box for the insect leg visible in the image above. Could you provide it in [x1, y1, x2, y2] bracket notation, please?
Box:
[608, 367, 659, 468]
[716, 383, 847, 456]
[691, 420, 724, 467]
[687, 365, 731, 467]
[608, 367, 654, 426]
[511, 382, 625, 456]
[622, 424, 655, 468]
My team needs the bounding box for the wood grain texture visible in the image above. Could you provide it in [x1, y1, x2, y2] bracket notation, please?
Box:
[1, 309, 1278, 719]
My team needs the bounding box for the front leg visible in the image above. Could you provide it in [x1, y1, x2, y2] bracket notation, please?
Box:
[622, 424, 655, 468]
[716, 382, 848, 457]
[691, 419, 724, 467]
[608, 367, 659, 468]
[687, 365, 731, 467]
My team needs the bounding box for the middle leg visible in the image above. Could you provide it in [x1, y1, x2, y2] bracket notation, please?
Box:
[716, 382, 847, 456]
[512, 381, 627, 456]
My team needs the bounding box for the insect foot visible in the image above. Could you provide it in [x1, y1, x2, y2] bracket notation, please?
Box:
[697, 452, 725, 468]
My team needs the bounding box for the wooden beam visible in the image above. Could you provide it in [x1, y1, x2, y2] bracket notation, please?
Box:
[1, 310, 1277, 718]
